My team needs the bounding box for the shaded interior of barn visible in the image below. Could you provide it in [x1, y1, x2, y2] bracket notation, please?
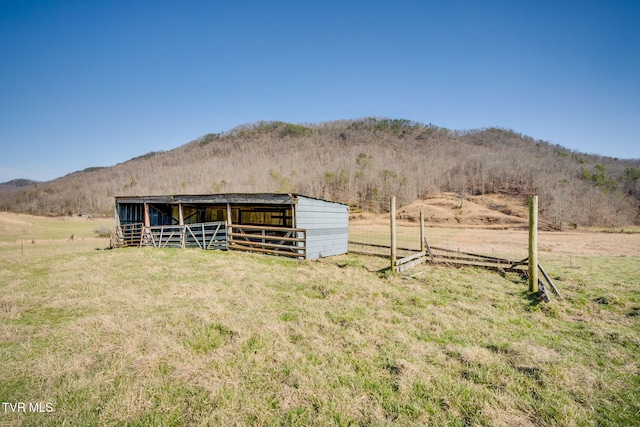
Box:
[118, 203, 293, 227]
[116, 194, 297, 228]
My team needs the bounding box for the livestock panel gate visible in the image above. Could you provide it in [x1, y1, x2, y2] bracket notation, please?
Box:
[114, 193, 349, 260]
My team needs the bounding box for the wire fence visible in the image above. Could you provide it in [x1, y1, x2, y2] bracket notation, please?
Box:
[348, 223, 420, 259]
[350, 220, 469, 245]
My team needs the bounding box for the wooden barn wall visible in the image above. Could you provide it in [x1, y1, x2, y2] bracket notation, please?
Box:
[117, 203, 144, 224]
[295, 196, 349, 259]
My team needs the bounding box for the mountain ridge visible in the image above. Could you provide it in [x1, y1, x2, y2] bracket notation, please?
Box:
[1, 118, 638, 229]
[0, 178, 41, 192]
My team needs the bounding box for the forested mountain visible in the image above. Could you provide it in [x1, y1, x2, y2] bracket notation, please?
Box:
[0, 179, 40, 192]
[1, 118, 639, 228]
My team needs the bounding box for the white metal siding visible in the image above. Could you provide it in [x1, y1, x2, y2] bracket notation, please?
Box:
[295, 196, 349, 259]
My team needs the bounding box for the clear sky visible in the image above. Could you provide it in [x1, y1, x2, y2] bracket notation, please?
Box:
[1, 0, 639, 182]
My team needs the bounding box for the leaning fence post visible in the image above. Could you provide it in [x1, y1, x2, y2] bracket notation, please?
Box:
[390, 196, 397, 273]
[528, 195, 539, 293]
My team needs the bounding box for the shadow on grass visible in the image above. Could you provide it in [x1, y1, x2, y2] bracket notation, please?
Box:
[522, 289, 549, 308]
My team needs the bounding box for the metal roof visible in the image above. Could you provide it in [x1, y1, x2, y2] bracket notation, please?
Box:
[115, 193, 347, 206]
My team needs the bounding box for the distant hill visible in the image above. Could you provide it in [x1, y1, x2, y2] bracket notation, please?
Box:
[0, 179, 40, 192]
[0, 118, 638, 228]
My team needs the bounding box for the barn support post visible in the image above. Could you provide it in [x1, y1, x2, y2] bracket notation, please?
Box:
[113, 203, 121, 249]
[140, 202, 153, 246]
[390, 196, 397, 273]
[528, 195, 539, 293]
[292, 202, 297, 228]
[178, 203, 185, 248]
[143, 203, 150, 227]
[226, 202, 233, 247]
[114, 202, 120, 228]
[292, 202, 302, 255]
[178, 203, 184, 225]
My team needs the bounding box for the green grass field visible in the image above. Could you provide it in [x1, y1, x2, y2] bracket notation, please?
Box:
[0, 213, 113, 242]
[1, 216, 639, 426]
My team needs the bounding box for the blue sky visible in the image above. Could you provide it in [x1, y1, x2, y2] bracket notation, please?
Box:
[1, 0, 639, 182]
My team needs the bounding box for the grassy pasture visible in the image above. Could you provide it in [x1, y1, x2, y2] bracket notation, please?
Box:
[0, 212, 113, 242]
[1, 215, 639, 426]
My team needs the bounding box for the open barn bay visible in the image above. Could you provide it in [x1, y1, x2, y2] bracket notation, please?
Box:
[1, 216, 639, 426]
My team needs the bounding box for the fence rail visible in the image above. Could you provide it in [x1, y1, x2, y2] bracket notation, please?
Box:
[115, 221, 307, 258]
[228, 224, 306, 259]
[350, 240, 530, 274]
[115, 223, 143, 247]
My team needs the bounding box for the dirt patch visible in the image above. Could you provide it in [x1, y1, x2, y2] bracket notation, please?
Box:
[398, 193, 529, 228]
[436, 228, 640, 258]
[350, 193, 530, 229]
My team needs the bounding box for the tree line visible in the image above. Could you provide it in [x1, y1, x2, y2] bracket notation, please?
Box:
[1, 118, 638, 229]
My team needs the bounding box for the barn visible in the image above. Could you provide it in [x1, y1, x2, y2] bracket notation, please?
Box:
[114, 193, 349, 259]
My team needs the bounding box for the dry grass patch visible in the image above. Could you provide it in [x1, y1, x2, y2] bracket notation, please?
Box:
[0, 243, 639, 426]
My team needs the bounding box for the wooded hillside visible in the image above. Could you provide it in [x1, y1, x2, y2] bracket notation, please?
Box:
[1, 118, 639, 228]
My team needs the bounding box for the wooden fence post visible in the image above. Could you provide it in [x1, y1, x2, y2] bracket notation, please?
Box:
[420, 211, 425, 252]
[528, 195, 539, 293]
[390, 196, 397, 273]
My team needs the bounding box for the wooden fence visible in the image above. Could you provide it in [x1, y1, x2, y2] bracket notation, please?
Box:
[348, 239, 560, 298]
[351, 239, 528, 273]
[115, 221, 307, 259]
[228, 224, 306, 259]
[115, 223, 143, 247]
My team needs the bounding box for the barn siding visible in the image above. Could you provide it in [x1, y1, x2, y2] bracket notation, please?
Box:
[295, 196, 349, 259]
